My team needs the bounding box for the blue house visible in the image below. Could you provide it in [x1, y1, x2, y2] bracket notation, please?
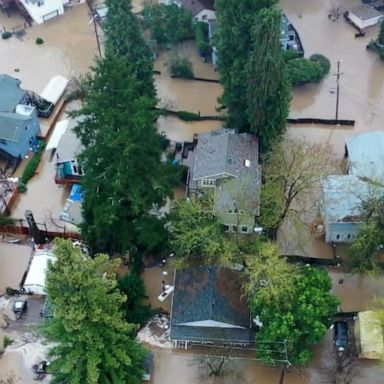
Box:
[0, 74, 40, 160]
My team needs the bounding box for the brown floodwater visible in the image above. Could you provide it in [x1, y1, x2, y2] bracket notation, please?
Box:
[0, 242, 32, 293]
[155, 40, 222, 116]
[281, 0, 384, 156]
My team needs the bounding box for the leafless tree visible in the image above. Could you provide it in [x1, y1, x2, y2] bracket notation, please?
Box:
[318, 348, 358, 384]
[328, 3, 342, 22]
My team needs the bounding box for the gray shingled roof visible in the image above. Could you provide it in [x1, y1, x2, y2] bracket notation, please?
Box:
[349, 5, 382, 21]
[171, 266, 249, 323]
[0, 112, 31, 142]
[193, 130, 259, 180]
[170, 266, 251, 343]
[0, 75, 26, 113]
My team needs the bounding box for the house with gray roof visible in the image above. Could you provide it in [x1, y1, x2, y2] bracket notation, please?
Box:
[345, 131, 384, 183]
[321, 175, 383, 243]
[54, 119, 84, 185]
[182, 129, 261, 234]
[174, 0, 215, 21]
[0, 75, 39, 160]
[170, 266, 253, 348]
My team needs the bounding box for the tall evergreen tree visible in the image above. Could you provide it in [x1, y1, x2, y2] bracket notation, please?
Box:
[105, 0, 156, 99]
[215, 0, 277, 130]
[246, 8, 291, 151]
[74, 53, 178, 254]
[43, 239, 144, 384]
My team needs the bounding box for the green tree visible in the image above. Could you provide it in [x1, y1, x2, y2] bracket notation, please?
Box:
[168, 197, 238, 267]
[118, 272, 153, 327]
[286, 58, 325, 86]
[105, 0, 156, 99]
[74, 53, 179, 254]
[243, 241, 297, 306]
[215, 0, 277, 131]
[253, 267, 339, 365]
[43, 239, 144, 384]
[378, 21, 384, 46]
[246, 8, 291, 151]
[142, 3, 193, 45]
[346, 194, 384, 274]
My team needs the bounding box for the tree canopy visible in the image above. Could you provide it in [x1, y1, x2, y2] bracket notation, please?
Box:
[74, 53, 179, 254]
[168, 197, 238, 267]
[243, 240, 297, 306]
[43, 239, 144, 384]
[246, 8, 291, 151]
[347, 194, 384, 274]
[252, 266, 339, 365]
[215, 0, 279, 132]
[105, 0, 155, 98]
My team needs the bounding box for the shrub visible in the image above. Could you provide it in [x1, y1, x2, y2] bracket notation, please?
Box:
[21, 141, 45, 185]
[1, 31, 12, 40]
[35, 37, 44, 45]
[282, 50, 303, 62]
[310, 53, 331, 75]
[3, 336, 13, 348]
[286, 58, 325, 86]
[194, 21, 211, 57]
[175, 110, 200, 121]
[17, 181, 27, 193]
[166, 56, 194, 78]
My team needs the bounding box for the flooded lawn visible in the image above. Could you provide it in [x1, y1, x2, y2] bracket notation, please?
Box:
[155, 40, 222, 115]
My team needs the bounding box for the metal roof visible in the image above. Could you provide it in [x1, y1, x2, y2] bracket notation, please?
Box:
[321, 175, 382, 224]
[0, 112, 33, 142]
[56, 120, 83, 163]
[0, 74, 26, 113]
[349, 5, 382, 21]
[346, 131, 384, 182]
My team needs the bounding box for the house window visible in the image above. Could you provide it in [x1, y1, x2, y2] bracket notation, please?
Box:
[201, 179, 216, 187]
[240, 226, 248, 233]
[347, 234, 351, 240]
[202, 14, 207, 20]
[0, 139, 7, 145]
[336, 234, 340, 240]
[238, 210, 245, 215]
[232, 226, 238, 232]
[227, 209, 235, 214]
[223, 225, 230, 232]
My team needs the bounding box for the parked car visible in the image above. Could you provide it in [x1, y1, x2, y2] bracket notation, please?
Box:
[142, 352, 154, 381]
[157, 285, 174, 302]
[12, 299, 27, 318]
[334, 321, 348, 351]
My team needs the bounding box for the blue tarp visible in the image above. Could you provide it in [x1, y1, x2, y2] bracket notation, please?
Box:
[69, 183, 82, 202]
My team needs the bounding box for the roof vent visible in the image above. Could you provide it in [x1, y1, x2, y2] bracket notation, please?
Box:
[227, 157, 234, 164]
[245, 159, 251, 167]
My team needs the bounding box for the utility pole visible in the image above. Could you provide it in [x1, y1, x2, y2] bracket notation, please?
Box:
[92, 12, 102, 57]
[333, 60, 343, 121]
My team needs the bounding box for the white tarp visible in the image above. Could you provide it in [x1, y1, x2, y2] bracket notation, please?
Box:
[355, 310, 384, 360]
[23, 251, 56, 295]
[46, 119, 69, 152]
[40, 75, 69, 105]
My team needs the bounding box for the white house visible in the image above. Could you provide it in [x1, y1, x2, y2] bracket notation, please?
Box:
[23, 250, 56, 295]
[20, 0, 69, 24]
[348, 5, 383, 30]
[321, 175, 383, 243]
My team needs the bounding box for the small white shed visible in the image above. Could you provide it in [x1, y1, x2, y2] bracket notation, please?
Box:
[40, 75, 69, 105]
[348, 5, 383, 30]
[23, 251, 56, 295]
